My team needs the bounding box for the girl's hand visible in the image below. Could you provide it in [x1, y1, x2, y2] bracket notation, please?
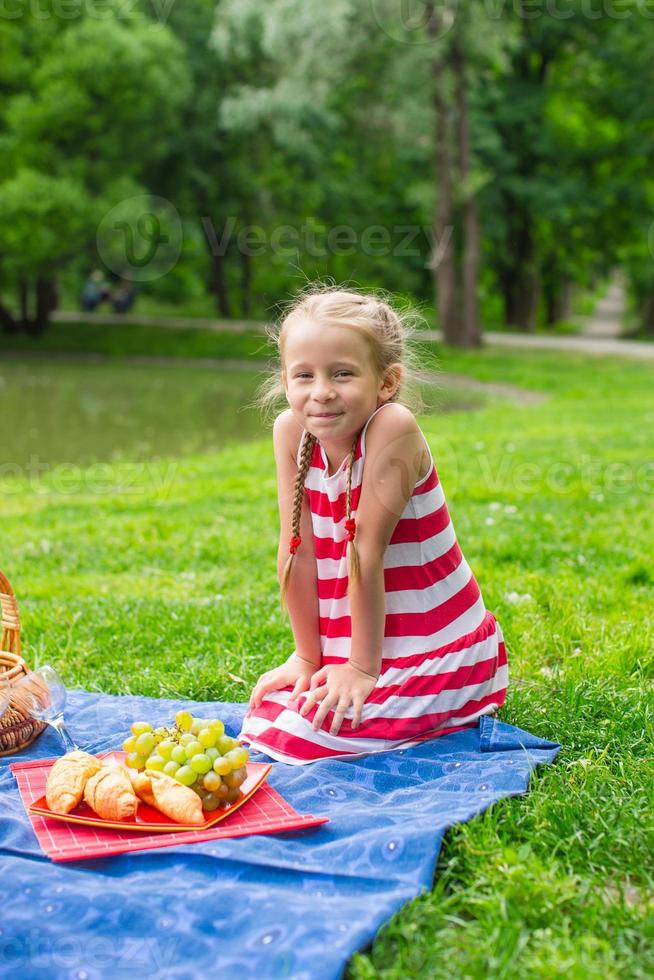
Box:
[299, 663, 378, 736]
[249, 653, 317, 711]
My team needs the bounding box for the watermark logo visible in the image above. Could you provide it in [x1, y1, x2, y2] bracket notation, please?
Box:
[96, 194, 182, 282]
[148, 0, 176, 27]
[365, 430, 459, 515]
[370, 0, 459, 44]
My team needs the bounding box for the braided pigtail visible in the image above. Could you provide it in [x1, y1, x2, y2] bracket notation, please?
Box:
[280, 430, 317, 615]
[344, 432, 360, 590]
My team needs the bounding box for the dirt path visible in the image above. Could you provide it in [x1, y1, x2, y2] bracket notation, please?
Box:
[440, 331, 654, 358]
[52, 310, 259, 333]
[50, 308, 654, 358]
[580, 278, 626, 338]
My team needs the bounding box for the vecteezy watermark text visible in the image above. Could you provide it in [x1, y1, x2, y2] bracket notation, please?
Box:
[369, 0, 654, 46]
[485, 0, 654, 19]
[355, 431, 654, 514]
[475, 451, 654, 497]
[201, 216, 452, 267]
[0, 928, 180, 971]
[0, 456, 178, 497]
[0, 0, 177, 26]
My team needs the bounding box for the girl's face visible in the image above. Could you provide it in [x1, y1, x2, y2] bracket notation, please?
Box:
[282, 320, 399, 447]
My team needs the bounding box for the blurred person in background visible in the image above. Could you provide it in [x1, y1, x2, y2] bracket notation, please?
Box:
[80, 269, 110, 312]
[111, 278, 136, 314]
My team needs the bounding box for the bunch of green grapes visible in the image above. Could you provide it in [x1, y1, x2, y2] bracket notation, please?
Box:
[122, 710, 249, 811]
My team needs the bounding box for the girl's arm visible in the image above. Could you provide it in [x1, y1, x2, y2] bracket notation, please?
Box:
[347, 404, 427, 677]
[273, 410, 322, 668]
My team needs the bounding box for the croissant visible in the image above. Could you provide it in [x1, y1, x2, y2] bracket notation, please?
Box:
[130, 769, 204, 825]
[129, 770, 157, 808]
[83, 764, 138, 821]
[45, 751, 103, 814]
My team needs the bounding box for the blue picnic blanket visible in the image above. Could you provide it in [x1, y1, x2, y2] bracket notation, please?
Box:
[0, 690, 560, 979]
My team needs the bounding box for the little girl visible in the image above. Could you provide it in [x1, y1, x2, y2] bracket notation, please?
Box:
[238, 287, 508, 764]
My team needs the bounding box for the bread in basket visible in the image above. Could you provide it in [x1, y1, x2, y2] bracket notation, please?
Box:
[0, 571, 47, 755]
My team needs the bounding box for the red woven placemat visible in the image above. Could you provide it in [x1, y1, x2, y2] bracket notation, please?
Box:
[11, 756, 328, 863]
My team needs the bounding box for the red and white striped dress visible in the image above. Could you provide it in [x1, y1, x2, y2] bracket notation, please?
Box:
[239, 402, 509, 765]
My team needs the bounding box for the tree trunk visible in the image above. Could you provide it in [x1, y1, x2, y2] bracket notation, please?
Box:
[559, 278, 574, 320]
[426, 4, 460, 344]
[451, 25, 481, 348]
[543, 278, 556, 327]
[210, 248, 231, 318]
[504, 272, 540, 331]
[642, 293, 654, 336]
[541, 256, 558, 326]
[18, 277, 29, 329]
[494, 13, 555, 335]
[0, 302, 18, 334]
[240, 249, 251, 317]
[544, 274, 574, 325]
[28, 277, 58, 336]
[503, 210, 540, 331]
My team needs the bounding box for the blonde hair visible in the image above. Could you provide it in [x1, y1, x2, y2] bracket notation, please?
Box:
[253, 282, 428, 616]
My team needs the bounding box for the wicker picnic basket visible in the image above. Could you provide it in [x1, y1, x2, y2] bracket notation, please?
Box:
[0, 571, 46, 755]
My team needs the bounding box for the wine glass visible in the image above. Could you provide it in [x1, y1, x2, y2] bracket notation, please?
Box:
[13, 665, 79, 752]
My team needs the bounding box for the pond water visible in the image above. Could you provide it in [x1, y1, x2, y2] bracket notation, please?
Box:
[0, 358, 486, 470]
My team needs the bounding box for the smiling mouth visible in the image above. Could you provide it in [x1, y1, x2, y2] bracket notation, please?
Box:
[311, 413, 342, 418]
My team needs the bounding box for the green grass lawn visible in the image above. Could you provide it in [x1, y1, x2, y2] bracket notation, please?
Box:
[1, 338, 653, 977]
[0, 318, 269, 360]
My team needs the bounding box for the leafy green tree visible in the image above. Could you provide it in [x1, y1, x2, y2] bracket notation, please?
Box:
[0, 4, 191, 333]
[2, 0, 652, 342]
[475, 0, 653, 331]
[0, 170, 89, 333]
[205, 0, 440, 317]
